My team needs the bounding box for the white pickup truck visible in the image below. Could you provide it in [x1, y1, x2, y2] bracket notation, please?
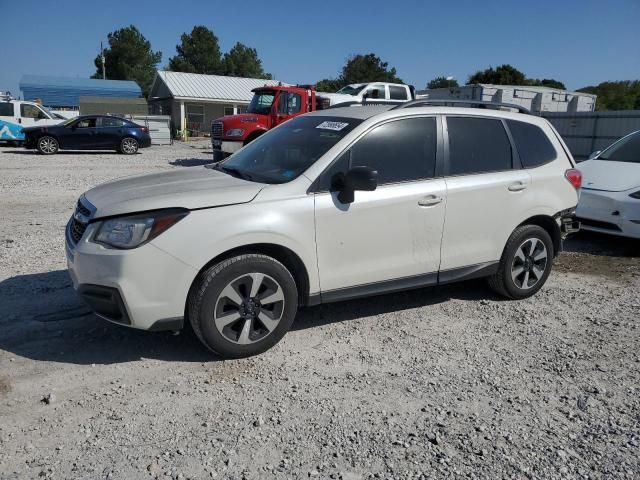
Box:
[0, 96, 64, 144]
[317, 82, 416, 106]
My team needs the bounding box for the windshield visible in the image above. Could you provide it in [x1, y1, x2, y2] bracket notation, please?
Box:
[208, 115, 363, 184]
[336, 84, 367, 96]
[598, 132, 640, 163]
[246, 91, 275, 115]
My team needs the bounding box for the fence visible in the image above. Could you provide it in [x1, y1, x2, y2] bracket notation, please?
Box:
[542, 110, 640, 160]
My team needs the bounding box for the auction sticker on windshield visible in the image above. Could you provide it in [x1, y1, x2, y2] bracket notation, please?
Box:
[316, 121, 349, 131]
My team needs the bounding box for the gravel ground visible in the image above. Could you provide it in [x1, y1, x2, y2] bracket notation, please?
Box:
[0, 143, 639, 480]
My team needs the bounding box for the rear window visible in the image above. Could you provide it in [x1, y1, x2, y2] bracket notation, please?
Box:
[446, 117, 512, 175]
[599, 132, 640, 163]
[0, 103, 14, 116]
[507, 120, 556, 168]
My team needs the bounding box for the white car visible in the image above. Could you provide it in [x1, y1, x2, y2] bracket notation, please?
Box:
[576, 130, 640, 239]
[0, 99, 63, 143]
[66, 102, 580, 358]
[318, 82, 415, 105]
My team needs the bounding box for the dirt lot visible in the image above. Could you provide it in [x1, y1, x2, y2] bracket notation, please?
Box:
[1, 143, 639, 479]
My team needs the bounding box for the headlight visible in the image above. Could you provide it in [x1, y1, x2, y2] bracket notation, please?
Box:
[93, 209, 188, 249]
[225, 128, 245, 137]
[630, 191, 640, 199]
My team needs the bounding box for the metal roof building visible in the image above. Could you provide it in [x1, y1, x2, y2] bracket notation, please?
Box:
[19, 75, 142, 109]
[417, 84, 596, 114]
[149, 71, 284, 137]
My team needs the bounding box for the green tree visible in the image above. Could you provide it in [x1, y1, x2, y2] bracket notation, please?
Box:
[426, 76, 459, 89]
[316, 53, 403, 91]
[526, 78, 566, 89]
[92, 25, 161, 97]
[468, 64, 527, 85]
[578, 81, 640, 111]
[222, 42, 272, 79]
[168, 26, 223, 74]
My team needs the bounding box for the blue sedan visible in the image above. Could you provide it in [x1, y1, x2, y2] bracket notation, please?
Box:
[23, 115, 152, 155]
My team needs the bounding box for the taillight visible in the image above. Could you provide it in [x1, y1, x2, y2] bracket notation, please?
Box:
[565, 169, 582, 190]
[140, 127, 149, 133]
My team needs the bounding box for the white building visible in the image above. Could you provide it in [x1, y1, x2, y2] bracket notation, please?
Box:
[148, 71, 284, 136]
[417, 84, 596, 114]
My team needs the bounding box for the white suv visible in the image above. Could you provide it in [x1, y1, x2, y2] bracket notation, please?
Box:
[66, 102, 581, 358]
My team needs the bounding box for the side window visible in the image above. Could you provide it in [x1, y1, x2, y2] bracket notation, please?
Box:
[101, 117, 125, 128]
[506, 120, 557, 168]
[0, 103, 14, 116]
[76, 118, 97, 129]
[278, 93, 301, 115]
[364, 85, 386, 99]
[21, 104, 47, 119]
[317, 117, 437, 190]
[389, 85, 408, 100]
[446, 117, 512, 175]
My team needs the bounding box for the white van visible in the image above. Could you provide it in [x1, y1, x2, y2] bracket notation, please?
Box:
[0, 99, 64, 143]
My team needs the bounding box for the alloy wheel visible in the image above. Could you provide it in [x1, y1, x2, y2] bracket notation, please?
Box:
[121, 138, 138, 154]
[214, 273, 285, 344]
[511, 238, 548, 289]
[38, 137, 57, 154]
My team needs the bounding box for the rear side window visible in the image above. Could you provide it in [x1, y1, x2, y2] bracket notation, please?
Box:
[507, 120, 556, 168]
[446, 117, 512, 175]
[318, 117, 437, 190]
[389, 85, 408, 100]
[102, 117, 125, 127]
[0, 103, 14, 116]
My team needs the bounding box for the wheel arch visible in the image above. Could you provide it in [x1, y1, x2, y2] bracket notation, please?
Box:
[186, 243, 312, 314]
[518, 215, 561, 256]
[244, 129, 267, 146]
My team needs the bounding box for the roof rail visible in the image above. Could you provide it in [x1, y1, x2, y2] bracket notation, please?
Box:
[325, 99, 405, 109]
[392, 99, 531, 114]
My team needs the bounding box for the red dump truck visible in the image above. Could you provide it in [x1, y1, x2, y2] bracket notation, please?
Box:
[211, 83, 415, 160]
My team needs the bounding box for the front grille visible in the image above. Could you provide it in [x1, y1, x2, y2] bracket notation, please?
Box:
[211, 121, 223, 138]
[76, 199, 91, 218]
[70, 218, 88, 243]
[576, 217, 622, 232]
[67, 196, 94, 246]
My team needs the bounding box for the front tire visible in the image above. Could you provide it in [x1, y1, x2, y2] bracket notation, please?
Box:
[488, 225, 554, 299]
[188, 254, 298, 358]
[36, 136, 59, 155]
[119, 137, 139, 155]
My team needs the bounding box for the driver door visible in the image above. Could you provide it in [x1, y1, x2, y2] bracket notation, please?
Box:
[272, 92, 301, 127]
[64, 117, 98, 149]
[313, 116, 446, 297]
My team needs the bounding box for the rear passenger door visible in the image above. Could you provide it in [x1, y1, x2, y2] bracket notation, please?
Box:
[98, 116, 126, 148]
[314, 116, 447, 294]
[439, 115, 531, 272]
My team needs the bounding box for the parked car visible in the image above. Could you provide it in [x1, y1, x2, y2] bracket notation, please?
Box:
[23, 115, 151, 155]
[0, 98, 63, 144]
[576, 130, 640, 239]
[66, 101, 580, 358]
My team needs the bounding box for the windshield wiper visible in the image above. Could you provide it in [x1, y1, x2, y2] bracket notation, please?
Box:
[215, 164, 254, 181]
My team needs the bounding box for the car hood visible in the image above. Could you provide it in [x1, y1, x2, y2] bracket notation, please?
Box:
[84, 167, 264, 218]
[578, 159, 640, 192]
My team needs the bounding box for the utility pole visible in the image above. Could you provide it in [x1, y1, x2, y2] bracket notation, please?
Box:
[100, 41, 106, 80]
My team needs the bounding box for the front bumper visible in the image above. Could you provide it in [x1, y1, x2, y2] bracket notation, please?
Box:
[576, 188, 640, 239]
[212, 139, 243, 155]
[66, 221, 198, 331]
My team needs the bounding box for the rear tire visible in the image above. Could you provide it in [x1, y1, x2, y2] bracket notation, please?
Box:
[188, 254, 298, 359]
[36, 136, 59, 155]
[119, 137, 139, 155]
[488, 225, 554, 299]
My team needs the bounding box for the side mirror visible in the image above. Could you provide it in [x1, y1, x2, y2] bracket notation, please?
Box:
[588, 150, 601, 160]
[333, 166, 378, 203]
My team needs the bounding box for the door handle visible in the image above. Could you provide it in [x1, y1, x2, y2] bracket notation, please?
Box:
[418, 195, 443, 207]
[508, 181, 528, 192]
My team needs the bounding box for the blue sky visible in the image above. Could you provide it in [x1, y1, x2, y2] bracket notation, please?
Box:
[1, 0, 638, 96]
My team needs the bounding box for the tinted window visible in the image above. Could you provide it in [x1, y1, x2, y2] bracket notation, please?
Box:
[21, 104, 47, 119]
[101, 117, 125, 127]
[76, 118, 97, 128]
[0, 103, 14, 116]
[507, 120, 556, 168]
[212, 116, 362, 184]
[364, 85, 385, 99]
[278, 93, 301, 114]
[389, 85, 408, 100]
[447, 117, 512, 175]
[318, 117, 437, 189]
[599, 132, 640, 163]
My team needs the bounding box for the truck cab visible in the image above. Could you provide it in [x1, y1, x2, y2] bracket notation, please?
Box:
[0, 98, 63, 144]
[211, 85, 319, 159]
[318, 82, 415, 105]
